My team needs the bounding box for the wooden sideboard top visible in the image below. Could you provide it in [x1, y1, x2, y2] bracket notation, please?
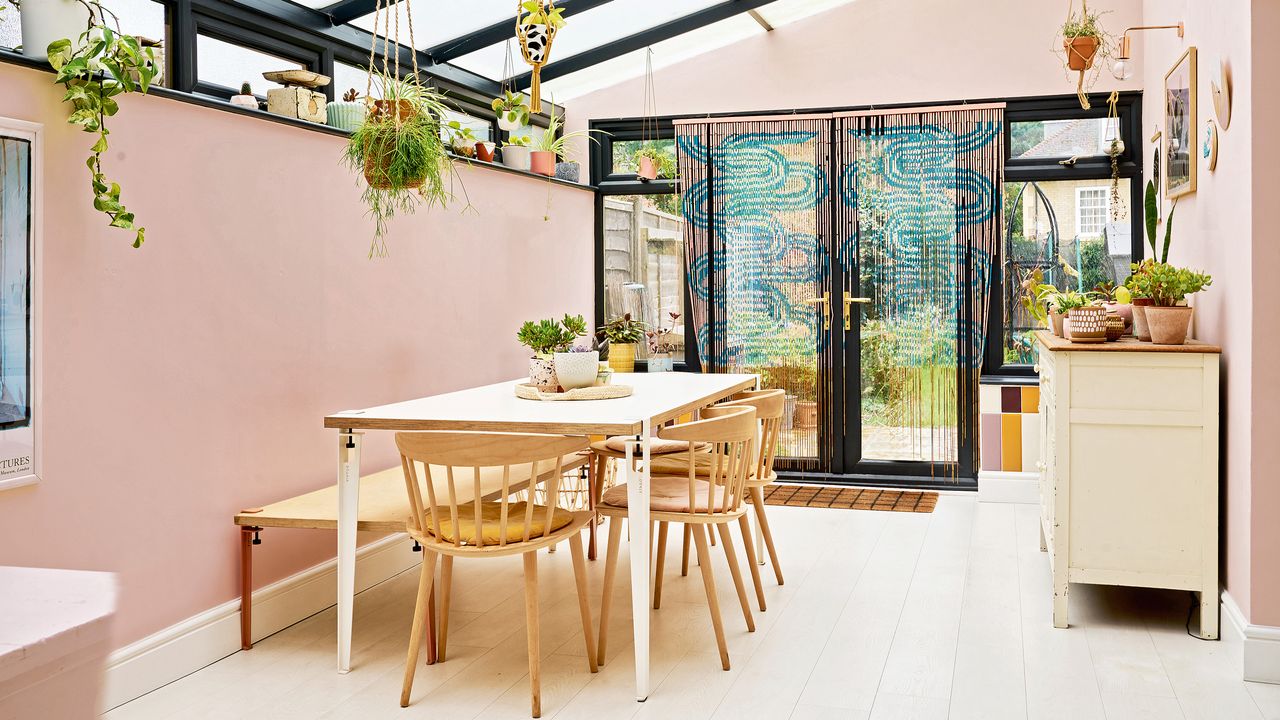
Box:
[1034, 330, 1221, 354]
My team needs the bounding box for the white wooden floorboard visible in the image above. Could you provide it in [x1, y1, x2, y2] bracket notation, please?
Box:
[105, 496, 1271, 720]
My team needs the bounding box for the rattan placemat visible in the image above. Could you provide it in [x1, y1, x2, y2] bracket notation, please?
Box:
[514, 383, 633, 401]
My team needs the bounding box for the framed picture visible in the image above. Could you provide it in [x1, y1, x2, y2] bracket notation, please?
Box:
[0, 118, 41, 492]
[1164, 47, 1197, 198]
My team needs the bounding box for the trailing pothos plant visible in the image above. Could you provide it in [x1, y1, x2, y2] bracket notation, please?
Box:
[48, 3, 161, 248]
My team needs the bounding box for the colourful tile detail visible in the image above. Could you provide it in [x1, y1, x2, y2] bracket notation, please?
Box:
[979, 385, 1002, 414]
[1000, 414, 1023, 472]
[1021, 386, 1040, 413]
[980, 413, 1003, 471]
[1001, 386, 1022, 413]
[1021, 413, 1040, 473]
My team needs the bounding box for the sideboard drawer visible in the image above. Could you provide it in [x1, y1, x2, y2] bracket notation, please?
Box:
[1069, 354, 1207, 413]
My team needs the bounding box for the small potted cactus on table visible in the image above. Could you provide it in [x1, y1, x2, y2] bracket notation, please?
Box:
[231, 81, 258, 110]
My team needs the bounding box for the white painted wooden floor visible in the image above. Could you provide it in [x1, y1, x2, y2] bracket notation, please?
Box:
[107, 496, 1280, 719]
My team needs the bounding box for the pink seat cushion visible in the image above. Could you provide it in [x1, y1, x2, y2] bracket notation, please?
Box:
[600, 476, 734, 513]
[597, 437, 706, 455]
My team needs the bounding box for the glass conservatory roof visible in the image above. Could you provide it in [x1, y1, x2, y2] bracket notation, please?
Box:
[312, 0, 856, 100]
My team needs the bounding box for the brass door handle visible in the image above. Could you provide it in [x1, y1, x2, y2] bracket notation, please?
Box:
[804, 292, 830, 330]
[843, 292, 871, 330]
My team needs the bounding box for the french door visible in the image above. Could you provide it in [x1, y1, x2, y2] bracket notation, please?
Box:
[680, 110, 994, 486]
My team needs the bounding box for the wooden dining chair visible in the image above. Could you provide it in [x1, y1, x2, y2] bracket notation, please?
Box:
[595, 405, 758, 671]
[395, 432, 598, 718]
[646, 389, 786, 611]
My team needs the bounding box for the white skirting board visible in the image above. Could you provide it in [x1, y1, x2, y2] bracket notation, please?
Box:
[977, 470, 1038, 504]
[101, 533, 421, 711]
[1222, 590, 1280, 684]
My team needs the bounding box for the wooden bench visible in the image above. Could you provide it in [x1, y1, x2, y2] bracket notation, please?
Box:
[233, 453, 589, 652]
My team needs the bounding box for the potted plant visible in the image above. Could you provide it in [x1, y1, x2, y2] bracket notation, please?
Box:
[327, 87, 366, 131]
[342, 75, 453, 257]
[476, 140, 496, 162]
[445, 121, 478, 158]
[1141, 264, 1212, 345]
[1127, 260, 1156, 341]
[517, 0, 567, 106]
[19, 0, 89, 60]
[761, 362, 818, 429]
[491, 90, 531, 131]
[529, 105, 602, 180]
[1018, 268, 1059, 332]
[633, 142, 672, 182]
[1060, 7, 1105, 71]
[517, 314, 586, 391]
[501, 135, 533, 171]
[47, 5, 161, 248]
[230, 81, 258, 109]
[1047, 291, 1090, 339]
[1093, 281, 1133, 330]
[555, 346, 600, 390]
[598, 313, 647, 373]
[645, 312, 682, 372]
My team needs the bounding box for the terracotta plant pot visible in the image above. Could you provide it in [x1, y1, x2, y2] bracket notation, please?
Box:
[607, 343, 636, 373]
[1067, 306, 1107, 343]
[1049, 310, 1066, 337]
[1064, 35, 1100, 71]
[362, 134, 427, 190]
[530, 150, 556, 176]
[476, 142, 495, 162]
[1132, 298, 1153, 341]
[1146, 306, 1194, 345]
[553, 351, 599, 391]
[528, 356, 557, 391]
[637, 156, 659, 181]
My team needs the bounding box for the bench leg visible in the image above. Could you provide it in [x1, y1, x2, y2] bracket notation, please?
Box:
[240, 526, 260, 650]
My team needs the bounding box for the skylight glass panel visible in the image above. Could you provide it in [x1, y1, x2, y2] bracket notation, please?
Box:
[754, 0, 857, 27]
[349, 0, 514, 52]
[539, 14, 763, 100]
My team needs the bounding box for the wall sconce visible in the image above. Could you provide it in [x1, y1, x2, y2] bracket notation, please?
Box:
[1112, 22, 1185, 80]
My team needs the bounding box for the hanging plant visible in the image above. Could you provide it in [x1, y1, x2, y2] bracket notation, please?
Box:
[1055, 0, 1115, 109]
[1104, 91, 1126, 221]
[516, 0, 566, 108]
[636, 47, 662, 181]
[47, 1, 160, 248]
[344, 0, 462, 257]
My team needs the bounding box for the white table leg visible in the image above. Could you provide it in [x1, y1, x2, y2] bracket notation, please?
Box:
[626, 424, 651, 701]
[336, 430, 362, 673]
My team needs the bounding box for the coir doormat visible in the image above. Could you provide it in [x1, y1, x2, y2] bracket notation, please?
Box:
[762, 485, 938, 513]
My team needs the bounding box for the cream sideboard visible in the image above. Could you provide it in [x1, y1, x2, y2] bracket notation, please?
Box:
[1034, 331, 1221, 639]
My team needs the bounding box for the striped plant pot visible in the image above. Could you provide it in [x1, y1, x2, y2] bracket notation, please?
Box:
[326, 101, 367, 132]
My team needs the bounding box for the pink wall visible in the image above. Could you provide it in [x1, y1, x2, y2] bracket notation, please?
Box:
[1139, 0, 1280, 627]
[0, 60, 594, 648]
[565, 0, 1143, 143]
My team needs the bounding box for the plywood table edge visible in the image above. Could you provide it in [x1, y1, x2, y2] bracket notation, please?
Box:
[1032, 329, 1221, 354]
[321, 417, 644, 434]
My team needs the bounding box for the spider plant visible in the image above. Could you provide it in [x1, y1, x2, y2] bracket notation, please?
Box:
[343, 75, 454, 257]
[531, 106, 603, 161]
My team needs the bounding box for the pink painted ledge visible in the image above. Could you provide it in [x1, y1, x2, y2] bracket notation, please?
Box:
[0, 566, 118, 717]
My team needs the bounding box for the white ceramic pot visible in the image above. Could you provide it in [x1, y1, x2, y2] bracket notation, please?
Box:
[501, 145, 532, 172]
[520, 23, 552, 63]
[498, 110, 524, 131]
[648, 353, 674, 372]
[21, 0, 90, 60]
[529, 356, 557, 391]
[553, 351, 600, 391]
[230, 95, 259, 110]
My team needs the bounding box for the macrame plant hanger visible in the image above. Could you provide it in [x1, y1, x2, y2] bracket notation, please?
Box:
[637, 47, 659, 181]
[517, 0, 558, 108]
[364, 0, 419, 115]
[1062, 0, 1101, 109]
[1105, 90, 1127, 221]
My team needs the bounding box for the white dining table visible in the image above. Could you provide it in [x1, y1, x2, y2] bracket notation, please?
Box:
[323, 371, 757, 700]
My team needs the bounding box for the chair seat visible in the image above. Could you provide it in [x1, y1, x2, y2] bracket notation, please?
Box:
[591, 437, 708, 456]
[645, 451, 757, 479]
[600, 476, 736, 513]
[423, 501, 574, 545]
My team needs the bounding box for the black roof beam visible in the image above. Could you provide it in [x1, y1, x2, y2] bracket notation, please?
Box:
[424, 0, 619, 64]
[511, 0, 779, 86]
[322, 0, 378, 25]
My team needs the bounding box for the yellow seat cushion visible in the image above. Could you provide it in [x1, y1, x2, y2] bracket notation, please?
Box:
[646, 451, 757, 478]
[592, 437, 708, 455]
[600, 477, 735, 514]
[425, 501, 574, 545]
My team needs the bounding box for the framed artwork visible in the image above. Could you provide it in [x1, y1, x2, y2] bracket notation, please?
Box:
[0, 118, 40, 491]
[1164, 47, 1197, 198]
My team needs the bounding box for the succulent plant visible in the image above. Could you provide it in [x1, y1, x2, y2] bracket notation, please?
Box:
[342, 87, 359, 103]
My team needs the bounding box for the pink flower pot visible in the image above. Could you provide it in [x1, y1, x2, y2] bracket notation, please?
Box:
[530, 150, 556, 176]
[638, 156, 658, 181]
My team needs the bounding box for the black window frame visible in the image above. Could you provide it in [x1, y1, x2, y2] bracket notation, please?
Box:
[983, 91, 1145, 379]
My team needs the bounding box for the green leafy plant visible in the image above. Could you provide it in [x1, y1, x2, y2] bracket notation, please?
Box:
[343, 75, 456, 257]
[1130, 262, 1212, 307]
[532, 106, 603, 160]
[632, 142, 676, 179]
[1144, 179, 1177, 263]
[598, 313, 647, 344]
[1061, 9, 1106, 38]
[519, 0, 566, 29]
[517, 314, 587, 356]
[505, 135, 533, 148]
[760, 362, 818, 403]
[445, 121, 478, 157]
[1018, 268, 1059, 326]
[490, 90, 531, 125]
[1047, 290, 1091, 313]
[47, 5, 161, 248]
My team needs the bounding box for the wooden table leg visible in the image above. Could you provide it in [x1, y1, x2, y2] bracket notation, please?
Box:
[240, 526, 259, 651]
